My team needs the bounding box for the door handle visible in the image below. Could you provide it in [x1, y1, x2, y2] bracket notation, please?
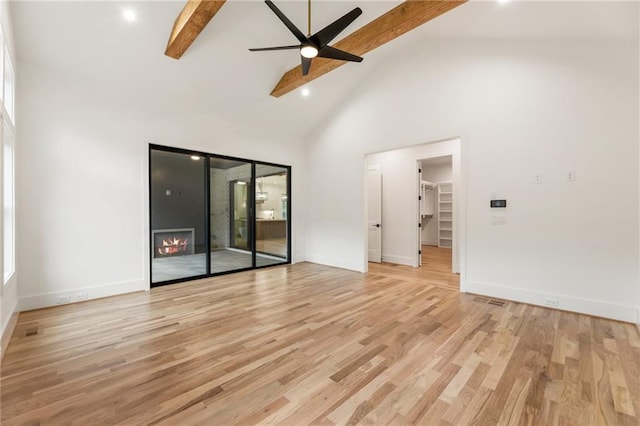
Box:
[375, 224, 380, 228]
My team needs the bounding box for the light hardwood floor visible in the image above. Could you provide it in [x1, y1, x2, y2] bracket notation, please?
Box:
[369, 246, 459, 291]
[2, 262, 639, 425]
[256, 237, 287, 258]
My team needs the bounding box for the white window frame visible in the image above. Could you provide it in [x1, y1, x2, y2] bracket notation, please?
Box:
[3, 119, 14, 284]
[1, 21, 15, 285]
[0, 25, 4, 104]
[3, 44, 14, 123]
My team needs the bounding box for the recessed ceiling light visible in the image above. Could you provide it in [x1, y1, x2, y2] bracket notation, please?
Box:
[123, 9, 137, 22]
[497, 0, 511, 4]
[191, 155, 201, 161]
[301, 87, 310, 97]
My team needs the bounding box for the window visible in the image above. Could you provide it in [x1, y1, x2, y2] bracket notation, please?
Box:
[0, 25, 15, 284]
[3, 45, 14, 123]
[3, 122, 14, 283]
[0, 27, 4, 104]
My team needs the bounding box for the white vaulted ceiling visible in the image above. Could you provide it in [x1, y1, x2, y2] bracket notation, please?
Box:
[11, 0, 639, 140]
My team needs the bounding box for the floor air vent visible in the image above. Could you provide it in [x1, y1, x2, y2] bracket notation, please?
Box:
[473, 296, 506, 307]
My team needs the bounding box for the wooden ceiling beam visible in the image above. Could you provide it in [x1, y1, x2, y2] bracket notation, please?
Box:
[270, 0, 468, 98]
[165, 0, 227, 60]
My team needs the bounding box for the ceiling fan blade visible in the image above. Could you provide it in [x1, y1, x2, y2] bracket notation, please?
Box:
[264, 0, 308, 44]
[301, 56, 312, 76]
[249, 45, 301, 52]
[317, 46, 363, 63]
[309, 8, 362, 48]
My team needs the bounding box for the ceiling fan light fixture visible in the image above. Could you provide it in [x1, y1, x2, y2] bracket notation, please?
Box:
[300, 45, 318, 58]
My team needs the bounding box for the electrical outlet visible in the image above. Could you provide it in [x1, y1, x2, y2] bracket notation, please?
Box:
[544, 298, 559, 307]
[534, 174, 543, 184]
[566, 170, 576, 182]
[74, 292, 89, 301]
[56, 295, 71, 304]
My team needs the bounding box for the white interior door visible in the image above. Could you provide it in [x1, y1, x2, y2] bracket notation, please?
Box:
[368, 165, 382, 263]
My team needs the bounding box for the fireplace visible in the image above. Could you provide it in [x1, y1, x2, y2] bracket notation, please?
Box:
[152, 228, 195, 258]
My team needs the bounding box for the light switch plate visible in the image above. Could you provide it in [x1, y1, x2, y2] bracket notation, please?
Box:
[491, 215, 507, 225]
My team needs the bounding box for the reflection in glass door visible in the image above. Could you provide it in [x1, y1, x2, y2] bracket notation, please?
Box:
[209, 158, 253, 274]
[230, 180, 251, 251]
[255, 164, 289, 267]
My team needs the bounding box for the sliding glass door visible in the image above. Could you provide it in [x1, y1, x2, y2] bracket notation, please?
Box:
[150, 149, 207, 284]
[209, 158, 253, 274]
[150, 145, 291, 287]
[255, 164, 289, 267]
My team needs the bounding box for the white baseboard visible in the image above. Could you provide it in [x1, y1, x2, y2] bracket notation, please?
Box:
[20, 279, 148, 312]
[305, 254, 365, 273]
[292, 252, 306, 264]
[463, 279, 637, 323]
[381, 254, 414, 267]
[1, 298, 19, 360]
[1, 297, 18, 335]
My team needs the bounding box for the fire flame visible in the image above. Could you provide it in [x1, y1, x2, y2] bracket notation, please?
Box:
[157, 237, 188, 256]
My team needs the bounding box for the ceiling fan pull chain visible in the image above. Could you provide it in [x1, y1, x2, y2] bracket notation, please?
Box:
[307, 0, 311, 36]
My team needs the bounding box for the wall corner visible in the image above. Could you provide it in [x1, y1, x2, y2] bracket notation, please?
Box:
[1, 304, 19, 362]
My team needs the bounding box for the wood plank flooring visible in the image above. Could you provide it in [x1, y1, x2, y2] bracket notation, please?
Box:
[255, 238, 287, 258]
[2, 262, 639, 425]
[369, 246, 459, 291]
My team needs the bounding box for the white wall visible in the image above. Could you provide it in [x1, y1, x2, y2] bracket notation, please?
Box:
[1, 0, 18, 343]
[16, 62, 307, 310]
[306, 39, 640, 322]
[421, 158, 452, 246]
[367, 142, 459, 267]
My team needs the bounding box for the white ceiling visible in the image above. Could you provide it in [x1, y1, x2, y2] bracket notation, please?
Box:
[11, 0, 639, 140]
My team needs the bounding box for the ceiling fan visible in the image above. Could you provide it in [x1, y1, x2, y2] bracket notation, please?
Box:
[249, 0, 363, 76]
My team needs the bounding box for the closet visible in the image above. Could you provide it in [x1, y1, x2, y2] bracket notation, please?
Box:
[420, 156, 453, 248]
[437, 182, 453, 248]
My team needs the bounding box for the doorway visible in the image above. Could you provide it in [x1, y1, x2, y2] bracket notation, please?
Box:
[364, 137, 463, 288]
[418, 155, 457, 289]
